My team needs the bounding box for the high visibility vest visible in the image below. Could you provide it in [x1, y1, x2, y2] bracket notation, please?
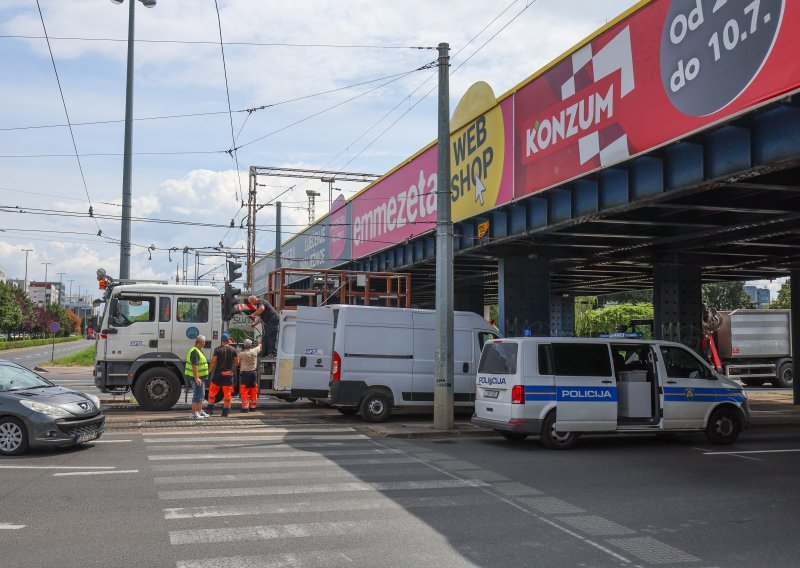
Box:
[184, 346, 208, 378]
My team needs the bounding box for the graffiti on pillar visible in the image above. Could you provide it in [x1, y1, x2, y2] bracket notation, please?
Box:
[660, 322, 704, 353]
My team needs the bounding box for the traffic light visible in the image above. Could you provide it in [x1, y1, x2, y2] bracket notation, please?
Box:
[222, 281, 241, 321]
[227, 260, 243, 283]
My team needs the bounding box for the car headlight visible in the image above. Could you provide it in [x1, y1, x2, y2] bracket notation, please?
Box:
[85, 394, 101, 410]
[19, 400, 73, 418]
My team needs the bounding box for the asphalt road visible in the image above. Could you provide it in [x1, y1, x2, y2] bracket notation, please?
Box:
[1, 339, 95, 369]
[2, 407, 799, 567]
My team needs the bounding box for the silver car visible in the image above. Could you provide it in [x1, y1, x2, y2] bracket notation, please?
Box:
[0, 360, 105, 456]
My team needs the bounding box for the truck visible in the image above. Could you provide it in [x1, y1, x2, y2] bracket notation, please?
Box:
[714, 309, 793, 388]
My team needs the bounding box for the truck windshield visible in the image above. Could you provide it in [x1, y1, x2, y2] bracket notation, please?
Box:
[479, 342, 518, 374]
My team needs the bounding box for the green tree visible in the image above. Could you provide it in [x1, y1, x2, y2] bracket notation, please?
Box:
[602, 289, 653, 304]
[0, 283, 24, 338]
[770, 281, 790, 309]
[577, 302, 654, 337]
[702, 282, 753, 311]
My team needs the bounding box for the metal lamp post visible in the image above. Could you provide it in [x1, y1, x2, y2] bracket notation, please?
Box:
[20, 248, 33, 290]
[112, 0, 157, 280]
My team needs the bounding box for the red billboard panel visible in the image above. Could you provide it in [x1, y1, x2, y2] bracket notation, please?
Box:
[514, 0, 800, 198]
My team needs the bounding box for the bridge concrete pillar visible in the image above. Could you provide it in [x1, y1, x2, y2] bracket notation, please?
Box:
[550, 295, 575, 336]
[653, 262, 703, 350]
[498, 257, 550, 337]
[454, 287, 485, 316]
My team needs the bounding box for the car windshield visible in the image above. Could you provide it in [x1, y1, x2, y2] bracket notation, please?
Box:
[0, 364, 55, 392]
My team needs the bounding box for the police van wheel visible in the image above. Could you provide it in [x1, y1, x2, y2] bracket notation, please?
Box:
[541, 412, 578, 450]
[705, 408, 741, 445]
[499, 431, 528, 442]
[134, 368, 181, 411]
[360, 391, 392, 423]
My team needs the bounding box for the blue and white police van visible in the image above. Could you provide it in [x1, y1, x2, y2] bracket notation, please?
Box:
[471, 337, 749, 449]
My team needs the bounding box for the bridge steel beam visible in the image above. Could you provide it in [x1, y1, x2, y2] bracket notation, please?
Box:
[497, 257, 550, 337]
[653, 262, 703, 352]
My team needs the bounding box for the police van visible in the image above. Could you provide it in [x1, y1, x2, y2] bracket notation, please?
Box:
[471, 337, 749, 449]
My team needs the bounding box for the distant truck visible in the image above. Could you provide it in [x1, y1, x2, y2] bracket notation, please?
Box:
[715, 310, 792, 388]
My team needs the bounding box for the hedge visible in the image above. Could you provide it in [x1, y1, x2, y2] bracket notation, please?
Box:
[0, 336, 83, 351]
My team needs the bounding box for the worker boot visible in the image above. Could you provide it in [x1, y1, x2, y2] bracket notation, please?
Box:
[205, 405, 214, 416]
[221, 407, 230, 418]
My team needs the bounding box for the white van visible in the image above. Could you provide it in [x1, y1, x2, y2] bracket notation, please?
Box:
[471, 337, 749, 449]
[276, 305, 499, 422]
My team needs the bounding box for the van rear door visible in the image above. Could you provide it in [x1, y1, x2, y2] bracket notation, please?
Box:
[474, 340, 518, 422]
[274, 311, 297, 392]
[551, 342, 617, 431]
[290, 306, 334, 399]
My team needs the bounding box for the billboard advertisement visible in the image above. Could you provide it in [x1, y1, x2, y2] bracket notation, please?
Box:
[514, 0, 799, 198]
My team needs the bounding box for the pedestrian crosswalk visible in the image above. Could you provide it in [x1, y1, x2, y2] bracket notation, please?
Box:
[146, 422, 501, 567]
[140, 421, 705, 567]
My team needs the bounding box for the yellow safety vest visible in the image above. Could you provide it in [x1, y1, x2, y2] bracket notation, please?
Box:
[184, 346, 208, 378]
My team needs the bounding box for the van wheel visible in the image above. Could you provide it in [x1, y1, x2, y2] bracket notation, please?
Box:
[705, 407, 741, 445]
[337, 407, 358, 416]
[541, 412, 578, 450]
[134, 368, 181, 411]
[0, 417, 29, 456]
[360, 391, 392, 423]
[774, 362, 793, 388]
[500, 431, 528, 442]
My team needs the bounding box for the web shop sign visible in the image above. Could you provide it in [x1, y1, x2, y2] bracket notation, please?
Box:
[514, 0, 798, 199]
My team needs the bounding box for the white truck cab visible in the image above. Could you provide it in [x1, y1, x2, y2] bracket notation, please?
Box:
[471, 337, 749, 449]
[94, 281, 222, 410]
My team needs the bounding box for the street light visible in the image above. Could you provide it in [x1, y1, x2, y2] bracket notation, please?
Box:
[112, 0, 157, 280]
[20, 248, 33, 290]
[41, 262, 51, 305]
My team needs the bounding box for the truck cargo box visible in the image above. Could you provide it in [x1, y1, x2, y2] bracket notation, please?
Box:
[716, 310, 791, 359]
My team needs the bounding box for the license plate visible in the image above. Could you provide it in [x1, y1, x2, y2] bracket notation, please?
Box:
[74, 429, 99, 444]
[483, 389, 499, 399]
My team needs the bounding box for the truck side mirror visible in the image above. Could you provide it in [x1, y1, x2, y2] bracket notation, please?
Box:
[109, 297, 119, 321]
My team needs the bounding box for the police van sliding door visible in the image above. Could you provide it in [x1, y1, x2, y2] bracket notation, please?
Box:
[551, 343, 617, 431]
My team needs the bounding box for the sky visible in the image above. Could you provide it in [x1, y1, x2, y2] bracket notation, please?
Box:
[0, 0, 784, 303]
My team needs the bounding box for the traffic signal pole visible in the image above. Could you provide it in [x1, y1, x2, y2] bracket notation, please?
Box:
[433, 42, 454, 430]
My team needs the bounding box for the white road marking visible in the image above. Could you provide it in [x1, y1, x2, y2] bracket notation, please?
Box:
[142, 427, 355, 436]
[176, 552, 350, 568]
[143, 434, 367, 443]
[0, 465, 116, 470]
[159, 479, 487, 500]
[148, 449, 395, 461]
[150, 456, 416, 472]
[155, 466, 432, 485]
[171, 519, 395, 545]
[164, 494, 496, 520]
[702, 448, 800, 455]
[53, 470, 139, 477]
[0, 523, 26, 530]
[92, 439, 133, 443]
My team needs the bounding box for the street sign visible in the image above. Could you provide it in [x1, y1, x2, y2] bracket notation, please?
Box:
[49, 322, 60, 333]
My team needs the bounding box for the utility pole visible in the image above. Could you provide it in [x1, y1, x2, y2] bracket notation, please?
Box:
[68, 279, 74, 308]
[41, 262, 51, 305]
[306, 190, 320, 225]
[57, 272, 65, 306]
[21, 248, 33, 291]
[433, 42, 454, 430]
[275, 201, 282, 271]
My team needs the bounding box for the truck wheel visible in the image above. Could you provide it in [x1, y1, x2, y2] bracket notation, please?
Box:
[134, 368, 181, 411]
[741, 378, 765, 387]
[337, 407, 358, 416]
[360, 391, 392, 423]
[774, 362, 793, 388]
[500, 431, 528, 442]
[540, 412, 578, 450]
[705, 407, 741, 445]
[0, 417, 29, 456]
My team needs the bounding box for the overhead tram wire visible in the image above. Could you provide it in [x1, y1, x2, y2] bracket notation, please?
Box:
[214, 0, 244, 206]
[34, 0, 102, 235]
[0, 34, 436, 50]
[0, 69, 434, 132]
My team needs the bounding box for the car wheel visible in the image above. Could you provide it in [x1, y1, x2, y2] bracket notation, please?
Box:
[133, 368, 181, 411]
[540, 412, 578, 450]
[337, 407, 358, 416]
[360, 391, 392, 423]
[705, 407, 741, 445]
[500, 431, 528, 442]
[0, 417, 29, 456]
[774, 362, 793, 388]
[741, 378, 765, 387]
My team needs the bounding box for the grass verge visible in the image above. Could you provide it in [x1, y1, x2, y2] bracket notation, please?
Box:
[44, 345, 96, 367]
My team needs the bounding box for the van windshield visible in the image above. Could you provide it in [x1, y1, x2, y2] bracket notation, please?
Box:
[478, 342, 518, 374]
